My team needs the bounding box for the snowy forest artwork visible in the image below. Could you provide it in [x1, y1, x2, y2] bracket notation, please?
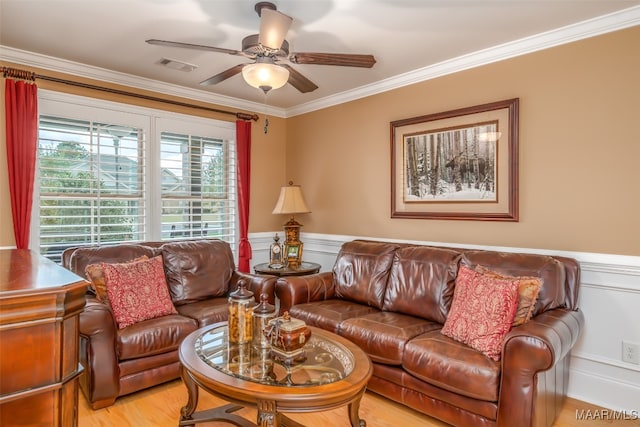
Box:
[391, 98, 519, 221]
[403, 122, 498, 202]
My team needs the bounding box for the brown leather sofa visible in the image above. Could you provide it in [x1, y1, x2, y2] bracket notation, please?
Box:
[62, 239, 276, 410]
[276, 240, 584, 427]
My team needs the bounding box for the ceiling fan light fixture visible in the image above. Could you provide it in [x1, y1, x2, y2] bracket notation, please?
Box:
[242, 59, 289, 92]
[258, 8, 293, 50]
[147, 2, 373, 95]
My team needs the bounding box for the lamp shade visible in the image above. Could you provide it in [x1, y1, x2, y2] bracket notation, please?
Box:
[272, 184, 311, 215]
[258, 8, 293, 51]
[242, 60, 289, 92]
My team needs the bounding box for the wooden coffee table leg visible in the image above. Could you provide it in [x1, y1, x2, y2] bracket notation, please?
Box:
[257, 399, 277, 427]
[179, 366, 249, 426]
[180, 366, 199, 423]
[348, 388, 367, 427]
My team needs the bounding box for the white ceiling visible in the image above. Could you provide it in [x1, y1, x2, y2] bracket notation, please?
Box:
[1, 0, 639, 116]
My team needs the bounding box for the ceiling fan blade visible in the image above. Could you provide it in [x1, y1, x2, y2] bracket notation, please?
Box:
[258, 8, 292, 50]
[146, 39, 242, 56]
[281, 64, 318, 93]
[289, 52, 376, 68]
[199, 64, 245, 86]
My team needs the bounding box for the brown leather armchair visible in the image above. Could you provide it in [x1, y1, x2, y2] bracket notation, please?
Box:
[63, 239, 276, 409]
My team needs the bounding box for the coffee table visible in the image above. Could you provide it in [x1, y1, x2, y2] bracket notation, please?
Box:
[178, 322, 373, 427]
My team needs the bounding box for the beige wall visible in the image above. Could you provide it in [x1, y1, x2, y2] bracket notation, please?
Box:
[0, 64, 287, 246]
[286, 26, 640, 256]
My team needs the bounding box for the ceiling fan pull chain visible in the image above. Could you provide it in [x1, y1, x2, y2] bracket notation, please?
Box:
[263, 91, 270, 134]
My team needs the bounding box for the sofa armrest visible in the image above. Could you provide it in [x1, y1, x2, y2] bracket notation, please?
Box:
[78, 296, 120, 409]
[230, 271, 278, 306]
[275, 272, 335, 314]
[497, 308, 584, 427]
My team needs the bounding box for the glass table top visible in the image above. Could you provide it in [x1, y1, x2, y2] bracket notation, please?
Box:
[194, 324, 354, 387]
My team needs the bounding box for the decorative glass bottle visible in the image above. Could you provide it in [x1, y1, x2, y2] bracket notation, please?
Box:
[228, 280, 255, 344]
[252, 293, 276, 350]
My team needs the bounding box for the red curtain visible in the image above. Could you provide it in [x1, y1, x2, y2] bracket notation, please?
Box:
[236, 120, 252, 272]
[5, 79, 38, 249]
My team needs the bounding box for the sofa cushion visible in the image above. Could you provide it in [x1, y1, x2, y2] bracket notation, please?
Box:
[403, 330, 501, 402]
[461, 250, 566, 318]
[333, 240, 399, 309]
[441, 265, 519, 361]
[176, 297, 229, 327]
[383, 246, 461, 324]
[339, 312, 441, 365]
[288, 300, 379, 333]
[117, 313, 198, 360]
[161, 239, 235, 305]
[102, 255, 178, 329]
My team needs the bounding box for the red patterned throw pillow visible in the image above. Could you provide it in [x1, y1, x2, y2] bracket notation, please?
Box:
[85, 255, 149, 304]
[102, 255, 177, 329]
[441, 265, 520, 361]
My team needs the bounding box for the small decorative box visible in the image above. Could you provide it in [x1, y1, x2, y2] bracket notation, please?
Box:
[265, 312, 311, 360]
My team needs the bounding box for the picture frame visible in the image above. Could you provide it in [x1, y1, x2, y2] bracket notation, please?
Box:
[391, 98, 519, 221]
[284, 242, 303, 268]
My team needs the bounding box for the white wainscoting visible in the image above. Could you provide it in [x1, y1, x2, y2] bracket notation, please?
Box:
[249, 232, 640, 412]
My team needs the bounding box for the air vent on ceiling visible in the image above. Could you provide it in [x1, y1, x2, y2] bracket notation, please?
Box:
[156, 57, 198, 72]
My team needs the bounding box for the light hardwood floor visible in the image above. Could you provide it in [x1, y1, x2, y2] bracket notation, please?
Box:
[78, 379, 640, 426]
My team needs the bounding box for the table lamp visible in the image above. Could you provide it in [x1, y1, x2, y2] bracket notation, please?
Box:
[272, 181, 311, 268]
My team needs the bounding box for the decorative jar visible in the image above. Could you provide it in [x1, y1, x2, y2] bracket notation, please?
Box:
[228, 280, 255, 344]
[252, 293, 276, 349]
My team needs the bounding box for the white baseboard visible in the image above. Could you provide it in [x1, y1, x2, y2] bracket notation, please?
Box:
[248, 232, 640, 412]
[569, 352, 640, 412]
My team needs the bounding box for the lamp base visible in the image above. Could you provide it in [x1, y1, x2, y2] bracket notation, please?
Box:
[283, 216, 304, 268]
[283, 216, 302, 244]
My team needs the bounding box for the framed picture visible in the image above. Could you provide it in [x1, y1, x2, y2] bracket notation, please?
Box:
[284, 242, 303, 268]
[391, 98, 519, 221]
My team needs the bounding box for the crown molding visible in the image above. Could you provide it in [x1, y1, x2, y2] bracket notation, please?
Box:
[286, 5, 640, 117]
[0, 46, 288, 118]
[1, 6, 638, 119]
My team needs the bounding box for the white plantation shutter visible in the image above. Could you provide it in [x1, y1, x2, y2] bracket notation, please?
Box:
[37, 116, 146, 262]
[159, 130, 236, 243]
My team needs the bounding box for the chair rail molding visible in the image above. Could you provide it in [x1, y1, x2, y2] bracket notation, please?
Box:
[249, 232, 640, 412]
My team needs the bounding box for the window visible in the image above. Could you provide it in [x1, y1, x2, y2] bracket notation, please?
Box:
[160, 132, 236, 241]
[35, 92, 236, 263]
[38, 117, 146, 260]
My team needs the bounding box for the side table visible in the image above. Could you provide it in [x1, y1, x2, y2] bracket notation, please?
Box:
[253, 261, 321, 277]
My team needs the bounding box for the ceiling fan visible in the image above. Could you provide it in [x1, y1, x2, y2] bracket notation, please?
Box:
[146, 1, 376, 94]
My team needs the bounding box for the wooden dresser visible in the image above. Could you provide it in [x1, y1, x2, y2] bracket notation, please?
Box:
[0, 249, 88, 426]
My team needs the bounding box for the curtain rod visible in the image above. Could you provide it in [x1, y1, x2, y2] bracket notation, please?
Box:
[1, 65, 259, 122]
